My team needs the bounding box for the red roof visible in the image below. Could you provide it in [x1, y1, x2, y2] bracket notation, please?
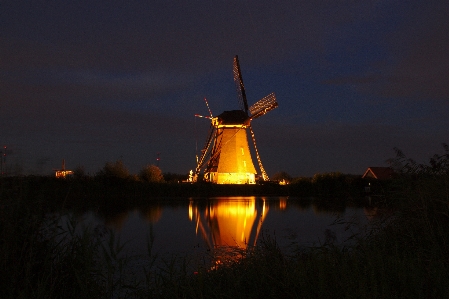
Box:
[362, 167, 395, 180]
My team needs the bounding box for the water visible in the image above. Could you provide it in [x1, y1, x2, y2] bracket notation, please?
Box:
[75, 196, 378, 264]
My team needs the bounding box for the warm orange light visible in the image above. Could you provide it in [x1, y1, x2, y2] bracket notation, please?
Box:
[190, 198, 259, 249]
[209, 199, 257, 247]
[189, 197, 270, 270]
[215, 172, 255, 184]
[55, 170, 73, 178]
[188, 201, 193, 221]
[279, 197, 287, 210]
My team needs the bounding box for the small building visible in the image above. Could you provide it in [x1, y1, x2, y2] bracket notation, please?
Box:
[362, 167, 394, 194]
[362, 167, 395, 180]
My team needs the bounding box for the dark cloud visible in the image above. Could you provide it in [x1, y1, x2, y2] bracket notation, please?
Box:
[325, 0, 449, 102]
[1, 1, 368, 70]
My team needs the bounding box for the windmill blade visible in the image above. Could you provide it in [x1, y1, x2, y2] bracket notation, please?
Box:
[195, 114, 212, 119]
[233, 55, 249, 114]
[204, 97, 213, 118]
[249, 125, 269, 181]
[249, 93, 278, 120]
[195, 124, 216, 176]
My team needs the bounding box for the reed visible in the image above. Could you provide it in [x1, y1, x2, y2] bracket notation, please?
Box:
[0, 186, 143, 298]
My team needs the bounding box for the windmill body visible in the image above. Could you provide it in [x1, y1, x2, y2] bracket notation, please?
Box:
[205, 110, 257, 184]
[194, 56, 278, 184]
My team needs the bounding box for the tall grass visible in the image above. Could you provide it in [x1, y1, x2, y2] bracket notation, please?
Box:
[0, 180, 147, 299]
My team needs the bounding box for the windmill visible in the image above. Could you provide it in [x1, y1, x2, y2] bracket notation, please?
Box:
[193, 55, 278, 184]
[54, 159, 73, 178]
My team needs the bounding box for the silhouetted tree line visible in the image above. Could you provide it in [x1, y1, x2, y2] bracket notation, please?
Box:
[10, 143, 449, 202]
[286, 172, 366, 198]
[1, 158, 367, 200]
[73, 159, 168, 183]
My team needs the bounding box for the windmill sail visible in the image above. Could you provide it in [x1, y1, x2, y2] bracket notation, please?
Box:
[233, 56, 249, 114]
[249, 93, 278, 120]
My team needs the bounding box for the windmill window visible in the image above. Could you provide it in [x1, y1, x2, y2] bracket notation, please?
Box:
[243, 160, 246, 167]
[241, 147, 244, 155]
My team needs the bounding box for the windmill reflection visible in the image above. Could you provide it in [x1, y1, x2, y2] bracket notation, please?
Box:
[189, 197, 272, 266]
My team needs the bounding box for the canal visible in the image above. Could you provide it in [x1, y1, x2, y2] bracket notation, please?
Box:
[72, 196, 380, 271]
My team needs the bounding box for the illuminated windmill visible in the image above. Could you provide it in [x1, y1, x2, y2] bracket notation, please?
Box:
[194, 55, 278, 184]
[54, 159, 73, 178]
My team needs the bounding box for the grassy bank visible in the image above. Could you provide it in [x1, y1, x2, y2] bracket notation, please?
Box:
[1, 169, 448, 298]
[0, 174, 367, 209]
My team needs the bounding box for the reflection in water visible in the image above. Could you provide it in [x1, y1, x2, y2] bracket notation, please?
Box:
[279, 197, 287, 210]
[363, 205, 392, 221]
[103, 211, 129, 230]
[70, 196, 387, 275]
[189, 197, 287, 265]
[311, 199, 346, 215]
[100, 205, 163, 230]
[140, 207, 162, 223]
[364, 206, 379, 221]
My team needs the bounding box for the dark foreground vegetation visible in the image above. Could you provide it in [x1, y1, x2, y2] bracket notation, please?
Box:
[1, 147, 449, 298]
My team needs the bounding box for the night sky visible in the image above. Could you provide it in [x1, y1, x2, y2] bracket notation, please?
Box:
[1, 0, 448, 177]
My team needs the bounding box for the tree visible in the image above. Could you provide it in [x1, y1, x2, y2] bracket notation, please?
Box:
[73, 165, 86, 179]
[98, 160, 129, 179]
[163, 172, 188, 183]
[139, 164, 164, 183]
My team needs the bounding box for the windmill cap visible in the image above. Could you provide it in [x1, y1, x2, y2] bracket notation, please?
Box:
[216, 110, 250, 125]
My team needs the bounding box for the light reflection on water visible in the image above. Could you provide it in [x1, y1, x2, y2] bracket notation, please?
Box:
[77, 196, 380, 264]
[189, 197, 264, 250]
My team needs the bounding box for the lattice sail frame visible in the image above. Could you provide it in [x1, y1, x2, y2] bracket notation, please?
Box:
[249, 125, 269, 181]
[249, 93, 278, 120]
[194, 124, 216, 178]
[233, 56, 249, 114]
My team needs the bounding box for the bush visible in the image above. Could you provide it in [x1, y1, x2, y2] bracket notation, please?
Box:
[73, 165, 86, 179]
[97, 160, 130, 179]
[139, 164, 164, 183]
